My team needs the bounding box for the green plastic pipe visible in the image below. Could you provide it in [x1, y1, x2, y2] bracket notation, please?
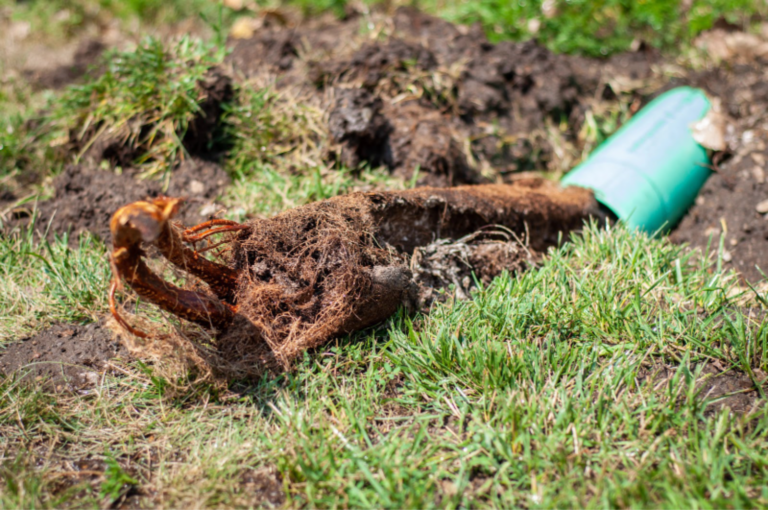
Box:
[561, 86, 712, 233]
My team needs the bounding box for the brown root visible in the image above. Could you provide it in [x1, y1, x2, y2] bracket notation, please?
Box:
[109, 180, 602, 379]
[109, 197, 237, 329]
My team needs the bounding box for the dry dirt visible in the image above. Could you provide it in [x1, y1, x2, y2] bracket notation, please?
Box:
[0, 321, 130, 391]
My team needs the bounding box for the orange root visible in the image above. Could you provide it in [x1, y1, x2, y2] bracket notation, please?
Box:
[182, 224, 248, 243]
[109, 197, 238, 331]
[109, 278, 150, 339]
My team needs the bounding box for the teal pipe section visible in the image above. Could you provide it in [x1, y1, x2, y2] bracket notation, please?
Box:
[561, 87, 712, 233]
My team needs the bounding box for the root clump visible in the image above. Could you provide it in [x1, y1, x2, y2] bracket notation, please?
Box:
[110, 181, 602, 379]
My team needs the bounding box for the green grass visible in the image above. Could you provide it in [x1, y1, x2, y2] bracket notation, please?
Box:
[2, 224, 767, 507]
[0, 229, 110, 341]
[1, 2, 767, 507]
[418, 0, 764, 56]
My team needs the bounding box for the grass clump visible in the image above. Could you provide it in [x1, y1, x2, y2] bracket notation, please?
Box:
[2, 33, 229, 192]
[58, 35, 226, 176]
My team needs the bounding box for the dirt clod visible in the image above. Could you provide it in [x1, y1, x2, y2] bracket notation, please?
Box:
[328, 88, 392, 170]
[0, 322, 130, 391]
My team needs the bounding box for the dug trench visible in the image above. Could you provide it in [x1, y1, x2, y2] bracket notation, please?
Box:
[225, 6, 768, 278]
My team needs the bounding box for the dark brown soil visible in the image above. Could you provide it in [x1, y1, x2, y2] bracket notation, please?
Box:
[411, 230, 533, 306]
[0, 322, 130, 391]
[227, 7, 654, 186]
[670, 62, 768, 282]
[698, 364, 765, 416]
[5, 158, 230, 244]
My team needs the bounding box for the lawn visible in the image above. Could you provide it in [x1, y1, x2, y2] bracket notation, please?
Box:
[1, 1, 767, 508]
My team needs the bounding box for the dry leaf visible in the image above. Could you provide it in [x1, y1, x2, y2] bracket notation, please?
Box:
[690, 98, 727, 151]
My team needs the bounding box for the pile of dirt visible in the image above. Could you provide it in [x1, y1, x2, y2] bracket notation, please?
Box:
[4, 158, 230, 244]
[110, 180, 602, 378]
[227, 7, 656, 186]
[0, 322, 130, 391]
[670, 62, 768, 282]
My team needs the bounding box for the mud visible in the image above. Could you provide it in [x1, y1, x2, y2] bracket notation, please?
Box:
[227, 7, 654, 185]
[110, 180, 601, 378]
[5, 158, 230, 244]
[670, 62, 768, 282]
[0, 322, 130, 391]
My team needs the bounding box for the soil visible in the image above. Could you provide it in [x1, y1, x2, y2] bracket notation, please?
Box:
[238, 468, 286, 507]
[4, 158, 230, 244]
[0, 321, 130, 391]
[640, 362, 766, 416]
[669, 62, 768, 282]
[223, 8, 767, 278]
[227, 7, 655, 186]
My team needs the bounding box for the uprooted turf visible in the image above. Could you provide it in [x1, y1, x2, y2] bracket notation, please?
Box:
[2, 223, 767, 508]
